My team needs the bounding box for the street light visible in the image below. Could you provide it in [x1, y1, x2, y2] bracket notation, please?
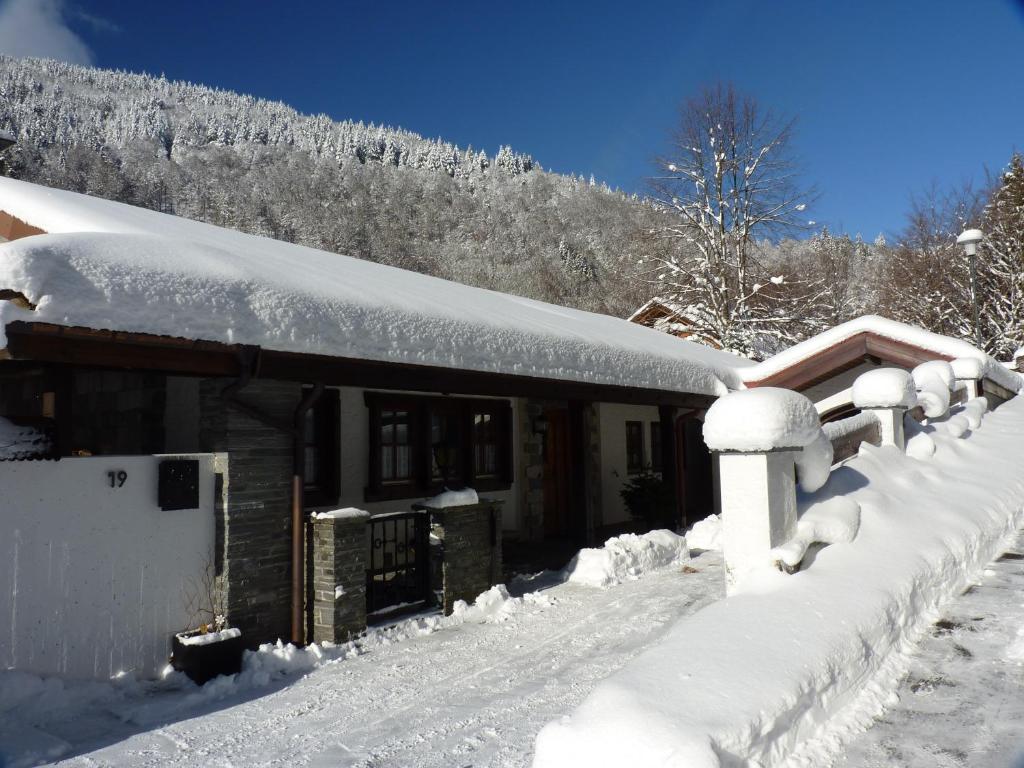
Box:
[956, 228, 984, 349]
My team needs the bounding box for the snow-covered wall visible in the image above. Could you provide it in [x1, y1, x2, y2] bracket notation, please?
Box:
[0, 454, 217, 680]
[534, 396, 1024, 767]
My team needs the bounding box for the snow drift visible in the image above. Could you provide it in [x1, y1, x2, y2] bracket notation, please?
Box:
[564, 530, 690, 588]
[533, 395, 1024, 768]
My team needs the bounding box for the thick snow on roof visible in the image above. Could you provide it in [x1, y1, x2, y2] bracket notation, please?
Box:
[0, 178, 748, 396]
[742, 315, 1022, 392]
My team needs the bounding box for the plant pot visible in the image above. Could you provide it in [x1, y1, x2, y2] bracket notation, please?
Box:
[171, 628, 244, 685]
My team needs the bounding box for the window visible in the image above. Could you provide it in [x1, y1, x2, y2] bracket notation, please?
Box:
[650, 423, 662, 473]
[380, 408, 413, 482]
[366, 393, 512, 501]
[303, 388, 340, 507]
[626, 421, 644, 475]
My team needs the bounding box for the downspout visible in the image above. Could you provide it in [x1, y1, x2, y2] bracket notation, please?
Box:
[221, 344, 324, 646]
[291, 382, 323, 645]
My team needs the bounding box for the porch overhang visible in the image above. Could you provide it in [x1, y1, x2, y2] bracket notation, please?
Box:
[1, 321, 714, 409]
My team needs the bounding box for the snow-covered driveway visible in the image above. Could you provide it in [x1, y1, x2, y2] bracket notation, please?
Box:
[837, 529, 1024, 767]
[7, 550, 722, 768]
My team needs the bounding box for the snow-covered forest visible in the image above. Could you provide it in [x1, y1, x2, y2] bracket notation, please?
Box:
[1, 57, 1022, 359]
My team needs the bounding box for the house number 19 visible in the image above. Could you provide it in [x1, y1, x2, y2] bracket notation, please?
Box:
[107, 470, 128, 488]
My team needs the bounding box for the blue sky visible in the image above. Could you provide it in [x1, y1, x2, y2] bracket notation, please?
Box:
[1, 0, 1023, 240]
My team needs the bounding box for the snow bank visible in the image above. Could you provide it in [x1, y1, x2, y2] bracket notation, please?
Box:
[533, 396, 1024, 768]
[421, 487, 479, 508]
[686, 515, 722, 552]
[0, 177, 746, 397]
[703, 388, 821, 452]
[564, 530, 690, 588]
[0, 416, 49, 459]
[740, 315, 1022, 394]
[771, 496, 861, 569]
[851, 368, 916, 409]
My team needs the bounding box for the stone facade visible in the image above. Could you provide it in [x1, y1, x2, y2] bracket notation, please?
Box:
[311, 513, 369, 643]
[429, 500, 503, 615]
[200, 378, 302, 646]
[519, 399, 545, 540]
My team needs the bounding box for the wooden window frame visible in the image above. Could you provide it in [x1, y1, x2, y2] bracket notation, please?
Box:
[303, 387, 341, 507]
[625, 420, 644, 475]
[365, 392, 513, 502]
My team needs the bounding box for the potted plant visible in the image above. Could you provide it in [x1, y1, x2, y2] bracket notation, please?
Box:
[620, 470, 675, 530]
[171, 563, 244, 685]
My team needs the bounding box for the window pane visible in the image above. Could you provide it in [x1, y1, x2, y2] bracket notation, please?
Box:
[396, 445, 411, 479]
[382, 445, 394, 480]
[431, 411, 460, 481]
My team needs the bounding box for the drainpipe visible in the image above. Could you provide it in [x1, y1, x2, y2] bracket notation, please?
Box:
[291, 383, 323, 645]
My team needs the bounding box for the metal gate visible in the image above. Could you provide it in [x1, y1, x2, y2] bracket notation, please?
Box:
[366, 511, 431, 615]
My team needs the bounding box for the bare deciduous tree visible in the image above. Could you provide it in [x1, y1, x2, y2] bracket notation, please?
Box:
[642, 83, 818, 358]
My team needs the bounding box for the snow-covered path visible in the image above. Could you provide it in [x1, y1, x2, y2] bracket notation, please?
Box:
[12, 551, 722, 768]
[837, 528, 1024, 767]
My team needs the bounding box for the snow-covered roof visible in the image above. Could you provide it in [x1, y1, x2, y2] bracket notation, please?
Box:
[741, 315, 1022, 393]
[0, 177, 749, 397]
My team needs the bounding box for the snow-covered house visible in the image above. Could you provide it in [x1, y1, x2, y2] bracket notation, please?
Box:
[0, 177, 746, 654]
[627, 297, 721, 349]
[736, 316, 1019, 421]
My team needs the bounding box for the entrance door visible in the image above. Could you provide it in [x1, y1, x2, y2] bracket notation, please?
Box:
[542, 408, 571, 538]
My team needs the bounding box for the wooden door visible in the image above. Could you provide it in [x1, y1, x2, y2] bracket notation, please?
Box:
[543, 408, 571, 538]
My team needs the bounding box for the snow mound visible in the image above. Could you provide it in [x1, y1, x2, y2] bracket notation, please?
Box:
[686, 514, 722, 551]
[913, 360, 955, 391]
[0, 417, 49, 460]
[703, 388, 821, 452]
[795, 429, 834, 493]
[852, 368, 917, 409]
[421, 487, 479, 508]
[904, 415, 936, 459]
[564, 530, 690, 588]
[913, 362, 952, 419]
[962, 396, 989, 429]
[771, 496, 861, 569]
[951, 356, 984, 381]
[312, 507, 370, 520]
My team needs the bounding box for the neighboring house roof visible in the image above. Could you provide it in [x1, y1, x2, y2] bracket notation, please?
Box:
[0, 177, 750, 398]
[627, 297, 722, 349]
[741, 315, 1021, 394]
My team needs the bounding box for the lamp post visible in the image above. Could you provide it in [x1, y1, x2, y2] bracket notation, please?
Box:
[956, 228, 984, 349]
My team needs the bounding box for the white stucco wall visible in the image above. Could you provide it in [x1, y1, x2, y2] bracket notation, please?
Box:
[0, 454, 217, 680]
[331, 387, 521, 531]
[597, 403, 661, 527]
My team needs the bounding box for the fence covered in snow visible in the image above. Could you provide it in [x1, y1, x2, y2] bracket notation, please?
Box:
[533, 361, 1024, 767]
[0, 454, 219, 680]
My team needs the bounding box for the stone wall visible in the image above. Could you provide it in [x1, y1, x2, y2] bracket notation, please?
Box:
[311, 512, 369, 643]
[430, 501, 503, 615]
[200, 379, 301, 646]
[520, 399, 545, 540]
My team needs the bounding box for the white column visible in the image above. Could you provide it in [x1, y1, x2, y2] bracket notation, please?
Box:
[716, 448, 798, 594]
[862, 406, 907, 451]
[956, 378, 980, 400]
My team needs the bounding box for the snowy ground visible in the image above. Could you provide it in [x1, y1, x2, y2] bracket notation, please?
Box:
[0, 550, 723, 768]
[838, 528, 1024, 768]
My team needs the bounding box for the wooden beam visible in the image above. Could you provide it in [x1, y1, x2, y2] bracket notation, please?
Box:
[2, 321, 715, 409]
[0, 210, 46, 242]
[658, 404, 681, 529]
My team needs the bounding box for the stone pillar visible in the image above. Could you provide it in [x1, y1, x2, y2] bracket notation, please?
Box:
[715, 449, 799, 594]
[862, 406, 908, 450]
[520, 400, 546, 541]
[312, 511, 370, 643]
[200, 379, 302, 646]
[427, 500, 504, 614]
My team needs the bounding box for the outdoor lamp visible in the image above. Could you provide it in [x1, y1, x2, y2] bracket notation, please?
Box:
[956, 228, 984, 348]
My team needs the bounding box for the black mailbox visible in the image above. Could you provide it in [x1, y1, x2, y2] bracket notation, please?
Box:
[159, 459, 200, 511]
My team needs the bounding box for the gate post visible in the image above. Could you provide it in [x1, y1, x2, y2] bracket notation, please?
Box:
[423, 499, 504, 615]
[311, 509, 370, 644]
